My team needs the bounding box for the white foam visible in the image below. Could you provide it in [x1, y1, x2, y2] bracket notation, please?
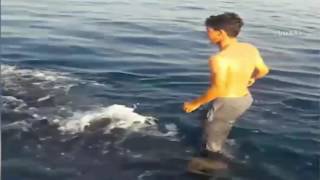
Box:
[2, 65, 105, 93]
[2, 95, 27, 111]
[2, 95, 23, 103]
[2, 65, 74, 82]
[142, 123, 179, 141]
[164, 123, 178, 136]
[56, 104, 179, 141]
[2, 95, 25, 105]
[138, 170, 160, 180]
[37, 95, 51, 102]
[58, 104, 156, 134]
[2, 121, 31, 131]
[2, 65, 79, 96]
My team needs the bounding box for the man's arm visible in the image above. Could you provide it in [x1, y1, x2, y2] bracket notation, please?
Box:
[252, 49, 269, 79]
[183, 56, 228, 113]
[192, 56, 228, 106]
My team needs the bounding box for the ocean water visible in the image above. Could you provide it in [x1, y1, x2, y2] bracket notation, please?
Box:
[1, 0, 320, 179]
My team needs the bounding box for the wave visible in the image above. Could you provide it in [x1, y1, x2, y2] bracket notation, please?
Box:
[2, 64, 179, 141]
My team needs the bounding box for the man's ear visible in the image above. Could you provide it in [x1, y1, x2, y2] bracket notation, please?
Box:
[219, 30, 228, 38]
[207, 27, 214, 33]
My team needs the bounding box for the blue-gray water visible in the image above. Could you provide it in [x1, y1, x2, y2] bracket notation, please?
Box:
[2, 0, 320, 180]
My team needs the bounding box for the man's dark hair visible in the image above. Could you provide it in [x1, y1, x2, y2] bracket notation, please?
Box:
[205, 12, 244, 37]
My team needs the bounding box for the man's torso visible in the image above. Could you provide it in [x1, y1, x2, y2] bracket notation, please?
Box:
[213, 42, 258, 98]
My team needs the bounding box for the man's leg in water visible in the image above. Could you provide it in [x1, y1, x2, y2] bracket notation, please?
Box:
[202, 93, 253, 157]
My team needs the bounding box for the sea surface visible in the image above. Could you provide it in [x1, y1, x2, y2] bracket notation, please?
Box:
[1, 0, 320, 180]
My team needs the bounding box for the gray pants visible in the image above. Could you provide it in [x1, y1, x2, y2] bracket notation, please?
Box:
[203, 93, 253, 153]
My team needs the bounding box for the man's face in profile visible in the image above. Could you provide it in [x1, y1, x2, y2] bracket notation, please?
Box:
[206, 27, 224, 44]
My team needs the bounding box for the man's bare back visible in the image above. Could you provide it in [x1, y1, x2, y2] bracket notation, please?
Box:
[210, 42, 269, 98]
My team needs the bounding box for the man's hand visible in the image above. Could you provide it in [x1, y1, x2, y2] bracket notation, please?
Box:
[183, 101, 201, 113]
[248, 78, 256, 87]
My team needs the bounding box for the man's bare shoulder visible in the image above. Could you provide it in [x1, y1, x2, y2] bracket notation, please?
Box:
[208, 54, 227, 69]
[240, 42, 259, 52]
[209, 54, 223, 63]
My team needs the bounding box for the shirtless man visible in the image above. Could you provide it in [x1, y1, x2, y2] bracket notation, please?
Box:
[183, 12, 270, 158]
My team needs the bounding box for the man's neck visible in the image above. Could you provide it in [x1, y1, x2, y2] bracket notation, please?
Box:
[218, 38, 238, 51]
